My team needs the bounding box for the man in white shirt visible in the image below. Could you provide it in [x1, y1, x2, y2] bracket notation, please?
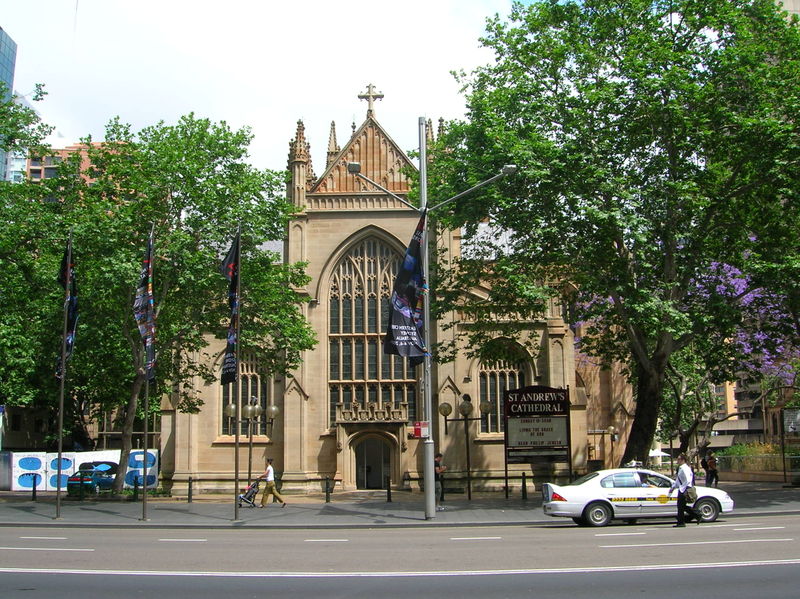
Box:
[668, 453, 700, 527]
[258, 458, 287, 508]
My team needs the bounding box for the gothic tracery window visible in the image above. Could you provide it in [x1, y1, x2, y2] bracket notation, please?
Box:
[328, 237, 417, 425]
[479, 360, 526, 433]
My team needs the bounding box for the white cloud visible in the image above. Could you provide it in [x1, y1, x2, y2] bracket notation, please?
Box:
[2, 0, 511, 169]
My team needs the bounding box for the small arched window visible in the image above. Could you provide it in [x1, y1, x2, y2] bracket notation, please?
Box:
[478, 360, 526, 433]
[221, 352, 274, 436]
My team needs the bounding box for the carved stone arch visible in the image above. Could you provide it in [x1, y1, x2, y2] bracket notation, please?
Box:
[345, 429, 401, 490]
[313, 224, 408, 303]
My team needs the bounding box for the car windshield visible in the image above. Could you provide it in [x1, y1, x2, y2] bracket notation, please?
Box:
[567, 472, 600, 486]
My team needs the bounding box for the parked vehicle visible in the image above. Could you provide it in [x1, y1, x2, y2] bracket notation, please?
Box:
[66, 462, 117, 496]
[542, 467, 734, 527]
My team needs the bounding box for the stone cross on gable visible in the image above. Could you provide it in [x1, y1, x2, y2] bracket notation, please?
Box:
[358, 84, 384, 116]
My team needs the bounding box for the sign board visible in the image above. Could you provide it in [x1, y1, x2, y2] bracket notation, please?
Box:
[503, 386, 570, 464]
[784, 409, 800, 435]
[413, 421, 429, 439]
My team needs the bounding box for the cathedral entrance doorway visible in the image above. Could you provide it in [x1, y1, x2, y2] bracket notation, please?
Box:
[354, 437, 390, 489]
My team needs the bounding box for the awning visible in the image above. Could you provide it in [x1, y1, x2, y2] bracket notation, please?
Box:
[649, 449, 669, 457]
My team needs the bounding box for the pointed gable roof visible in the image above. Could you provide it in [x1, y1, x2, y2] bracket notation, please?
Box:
[309, 114, 415, 196]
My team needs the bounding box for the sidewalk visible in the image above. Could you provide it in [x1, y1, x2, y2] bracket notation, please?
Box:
[0, 481, 797, 529]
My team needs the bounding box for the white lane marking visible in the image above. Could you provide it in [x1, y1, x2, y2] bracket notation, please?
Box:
[0, 546, 94, 552]
[595, 533, 646, 537]
[303, 539, 349, 543]
[601, 538, 793, 548]
[158, 538, 208, 542]
[450, 536, 502, 541]
[733, 527, 785, 531]
[1, 559, 800, 577]
[19, 536, 67, 540]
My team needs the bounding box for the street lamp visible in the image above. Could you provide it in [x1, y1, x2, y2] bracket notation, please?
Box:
[241, 397, 264, 485]
[348, 119, 516, 519]
[438, 394, 493, 500]
[606, 425, 617, 468]
[224, 400, 280, 501]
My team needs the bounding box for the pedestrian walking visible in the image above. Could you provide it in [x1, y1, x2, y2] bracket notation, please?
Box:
[668, 453, 700, 527]
[258, 458, 287, 508]
[705, 452, 719, 487]
[434, 453, 447, 511]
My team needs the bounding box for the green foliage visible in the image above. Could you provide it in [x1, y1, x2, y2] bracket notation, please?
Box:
[1, 113, 316, 453]
[429, 0, 800, 461]
[0, 82, 53, 156]
[717, 442, 781, 457]
[0, 82, 58, 409]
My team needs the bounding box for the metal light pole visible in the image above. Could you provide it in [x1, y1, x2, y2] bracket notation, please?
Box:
[438, 394, 493, 500]
[243, 397, 264, 485]
[348, 117, 516, 519]
[226, 400, 280, 488]
[607, 425, 617, 468]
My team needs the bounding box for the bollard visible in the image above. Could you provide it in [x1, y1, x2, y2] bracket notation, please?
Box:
[386, 475, 392, 503]
[325, 477, 331, 503]
[188, 476, 193, 503]
[27, 473, 38, 502]
[132, 476, 139, 502]
[521, 472, 528, 501]
[79, 473, 85, 501]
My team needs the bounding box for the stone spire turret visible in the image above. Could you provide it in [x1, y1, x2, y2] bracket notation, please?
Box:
[326, 121, 340, 169]
[287, 120, 315, 206]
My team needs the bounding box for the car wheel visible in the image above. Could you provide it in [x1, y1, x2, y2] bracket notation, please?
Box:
[583, 502, 613, 527]
[694, 498, 720, 522]
[572, 517, 588, 526]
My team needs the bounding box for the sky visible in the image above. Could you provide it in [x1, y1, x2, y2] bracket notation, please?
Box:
[1, 0, 514, 171]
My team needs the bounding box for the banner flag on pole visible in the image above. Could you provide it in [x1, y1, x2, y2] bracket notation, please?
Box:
[220, 231, 240, 384]
[55, 240, 78, 379]
[133, 230, 156, 382]
[383, 211, 427, 366]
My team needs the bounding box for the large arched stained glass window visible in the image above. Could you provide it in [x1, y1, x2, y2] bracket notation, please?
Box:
[328, 237, 417, 426]
[479, 360, 526, 433]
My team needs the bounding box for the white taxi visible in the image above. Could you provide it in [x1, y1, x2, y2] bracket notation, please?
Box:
[541, 468, 734, 526]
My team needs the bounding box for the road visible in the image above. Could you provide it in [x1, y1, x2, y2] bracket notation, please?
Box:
[0, 513, 797, 598]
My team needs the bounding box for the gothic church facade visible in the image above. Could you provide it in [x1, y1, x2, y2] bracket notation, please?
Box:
[160, 88, 628, 495]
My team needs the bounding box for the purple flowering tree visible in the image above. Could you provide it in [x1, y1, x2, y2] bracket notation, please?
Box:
[429, 0, 800, 464]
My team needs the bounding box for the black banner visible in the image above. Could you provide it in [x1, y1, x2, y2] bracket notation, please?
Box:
[383, 212, 427, 366]
[55, 242, 78, 379]
[220, 232, 240, 384]
[133, 233, 156, 382]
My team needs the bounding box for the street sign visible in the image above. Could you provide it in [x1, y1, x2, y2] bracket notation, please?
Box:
[413, 421, 429, 439]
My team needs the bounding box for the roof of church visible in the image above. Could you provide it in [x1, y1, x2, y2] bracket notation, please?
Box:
[309, 112, 416, 195]
[284, 85, 416, 198]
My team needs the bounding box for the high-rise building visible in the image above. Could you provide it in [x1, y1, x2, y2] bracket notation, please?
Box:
[0, 25, 18, 180]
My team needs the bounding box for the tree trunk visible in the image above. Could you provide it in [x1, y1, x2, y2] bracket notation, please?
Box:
[113, 371, 145, 493]
[621, 362, 666, 465]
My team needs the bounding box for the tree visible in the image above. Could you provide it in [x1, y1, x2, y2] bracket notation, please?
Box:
[429, 0, 800, 463]
[0, 82, 59, 413]
[39, 114, 316, 491]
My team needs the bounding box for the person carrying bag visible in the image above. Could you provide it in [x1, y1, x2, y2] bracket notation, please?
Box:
[668, 453, 701, 527]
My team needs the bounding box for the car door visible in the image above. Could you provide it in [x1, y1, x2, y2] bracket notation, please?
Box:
[637, 471, 677, 517]
[599, 472, 642, 517]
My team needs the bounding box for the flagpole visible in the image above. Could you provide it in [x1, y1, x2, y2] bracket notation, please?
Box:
[233, 224, 242, 522]
[418, 118, 436, 520]
[141, 225, 154, 522]
[55, 231, 72, 520]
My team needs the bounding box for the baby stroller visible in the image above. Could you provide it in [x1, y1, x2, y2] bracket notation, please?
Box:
[238, 479, 261, 508]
